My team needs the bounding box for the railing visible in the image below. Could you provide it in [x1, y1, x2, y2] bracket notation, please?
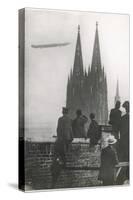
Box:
[115, 162, 129, 180]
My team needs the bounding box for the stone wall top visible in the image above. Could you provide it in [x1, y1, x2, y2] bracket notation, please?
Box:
[25, 138, 90, 144]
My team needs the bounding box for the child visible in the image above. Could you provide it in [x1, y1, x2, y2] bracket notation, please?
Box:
[98, 135, 119, 186]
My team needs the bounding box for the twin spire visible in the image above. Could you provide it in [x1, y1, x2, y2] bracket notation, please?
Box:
[74, 23, 120, 108]
[73, 22, 101, 77]
[67, 22, 108, 124]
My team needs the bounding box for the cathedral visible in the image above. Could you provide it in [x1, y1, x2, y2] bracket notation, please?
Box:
[66, 22, 108, 125]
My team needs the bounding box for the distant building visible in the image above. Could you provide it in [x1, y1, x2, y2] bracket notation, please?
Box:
[66, 23, 108, 124]
[114, 79, 120, 105]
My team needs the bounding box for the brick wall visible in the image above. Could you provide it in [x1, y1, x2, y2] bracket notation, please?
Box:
[24, 140, 101, 191]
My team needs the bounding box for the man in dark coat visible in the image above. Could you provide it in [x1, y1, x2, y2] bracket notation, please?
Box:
[87, 113, 100, 145]
[119, 101, 129, 161]
[115, 101, 129, 185]
[72, 109, 88, 138]
[57, 107, 73, 143]
[98, 135, 119, 186]
[119, 101, 129, 162]
[109, 101, 122, 140]
[56, 107, 73, 165]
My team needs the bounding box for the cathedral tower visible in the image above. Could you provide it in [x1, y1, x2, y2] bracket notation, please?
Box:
[90, 22, 108, 124]
[66, 23, 108, 125]
[66, 25, 85, 118]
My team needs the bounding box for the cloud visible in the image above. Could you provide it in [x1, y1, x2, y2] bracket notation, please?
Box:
[31, 42, 70, 48]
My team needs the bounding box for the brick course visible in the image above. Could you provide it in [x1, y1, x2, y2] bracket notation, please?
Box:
[24, 141, 101, 191]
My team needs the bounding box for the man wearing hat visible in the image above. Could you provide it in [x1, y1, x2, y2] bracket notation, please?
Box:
[98, 135, 119, 186]
[87, 113, 100, 146]
[109, 101, 122, 140]
[56, 107, 73, 165]
[115, 101, 129, 185]
[72, 109, 88, 138]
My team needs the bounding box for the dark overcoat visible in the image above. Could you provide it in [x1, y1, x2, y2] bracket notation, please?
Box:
[72, 115, 88, 138]
[57, 115, 73, 142]
[98, 145, 119, 185]
[109, 108, 122, 139]
[119, 113, 129, 162]
[87, 120, 100, 145]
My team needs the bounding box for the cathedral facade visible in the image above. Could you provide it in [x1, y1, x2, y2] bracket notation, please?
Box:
[66, 23, 108, 125]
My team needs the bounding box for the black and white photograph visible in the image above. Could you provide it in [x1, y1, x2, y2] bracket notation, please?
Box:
[19, 8, 129, 191]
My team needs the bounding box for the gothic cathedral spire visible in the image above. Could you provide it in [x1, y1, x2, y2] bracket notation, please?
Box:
[73, 25, 84, 78]
[90, 22, 108, 124]
[91, 22, 102, 72]
[115, 79, 120, 105]
[66, 25, 85, 118]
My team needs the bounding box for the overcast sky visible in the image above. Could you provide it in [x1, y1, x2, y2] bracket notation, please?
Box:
[25, 8, 129, 137]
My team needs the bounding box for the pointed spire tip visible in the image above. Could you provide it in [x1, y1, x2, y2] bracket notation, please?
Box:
[78, 25, 80, 32]
[96, 21, 98, 27]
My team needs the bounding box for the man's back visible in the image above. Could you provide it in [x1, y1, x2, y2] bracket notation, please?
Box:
[99, 145, 119, 185]
[72, 116, 87, 138]
[57, 115, 73, 141]
[120, 113, 129, 136]
[87, 119, 100, 144]
[101, 146, 118, 168]
[119, 113, 129, 162]
[109, 108, 121, 127]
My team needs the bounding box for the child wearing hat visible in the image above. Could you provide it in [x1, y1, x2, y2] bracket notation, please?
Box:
[98, 135, 119, 186]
